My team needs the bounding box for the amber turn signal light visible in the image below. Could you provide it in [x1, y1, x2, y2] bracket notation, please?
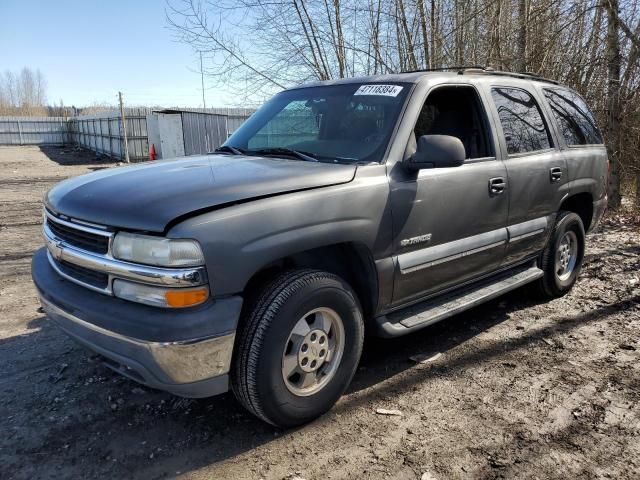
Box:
[164, 287, 209, 308]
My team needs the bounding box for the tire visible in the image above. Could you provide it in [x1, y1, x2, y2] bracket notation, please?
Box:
[231, 269, 365, 428]
[537, 211, 585, 298]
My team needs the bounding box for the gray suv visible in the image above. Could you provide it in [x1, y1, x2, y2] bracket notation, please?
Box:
[32, 68, 608, 427]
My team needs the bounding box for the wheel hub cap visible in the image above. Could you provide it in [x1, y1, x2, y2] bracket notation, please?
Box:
[555, 230, 578, 281]
[297, 329, 328, 373]
[282, 307, 345, 397]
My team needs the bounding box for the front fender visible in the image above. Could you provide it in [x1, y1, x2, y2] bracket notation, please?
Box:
[168, 165, 391, 296]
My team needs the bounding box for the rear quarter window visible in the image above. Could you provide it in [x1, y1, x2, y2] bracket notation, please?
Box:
[543, 88, 603, 146]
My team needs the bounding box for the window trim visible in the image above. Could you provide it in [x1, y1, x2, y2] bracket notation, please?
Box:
[541, 87, 605, 148]
[490, 85, 556, 158]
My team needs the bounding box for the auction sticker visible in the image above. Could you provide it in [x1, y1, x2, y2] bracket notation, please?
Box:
[354, 84, 403, 97]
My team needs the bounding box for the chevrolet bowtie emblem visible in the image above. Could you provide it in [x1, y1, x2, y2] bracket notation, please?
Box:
[50, 240, 64, 260]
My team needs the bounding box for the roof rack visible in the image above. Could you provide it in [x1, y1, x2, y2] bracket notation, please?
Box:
[401, 65, 486, 74]
[476, 69, 562, 85]
[401, 66, 561, 85]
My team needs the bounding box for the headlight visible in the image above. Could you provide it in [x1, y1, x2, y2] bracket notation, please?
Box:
[112, 232, 205, 267]
[113, 279, 209, 308]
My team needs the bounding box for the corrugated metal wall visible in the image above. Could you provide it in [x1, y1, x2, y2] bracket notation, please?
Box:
[181, 112, 229, 156]
[0, 116, 69, 145]
[0, 108, 253, 161]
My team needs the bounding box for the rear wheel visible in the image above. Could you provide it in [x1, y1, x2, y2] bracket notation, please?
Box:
[537, 211, 585, 297]
[231, 269, 364, 427]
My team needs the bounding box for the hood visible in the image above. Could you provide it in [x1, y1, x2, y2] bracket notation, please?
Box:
[46, 154, 357, 232]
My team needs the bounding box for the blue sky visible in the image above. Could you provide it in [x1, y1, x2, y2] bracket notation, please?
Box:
[0, 0, 235, 107]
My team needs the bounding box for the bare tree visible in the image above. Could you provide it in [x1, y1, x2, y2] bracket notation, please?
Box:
[606, 0, 622, 208]
[0, 67, 48, 115]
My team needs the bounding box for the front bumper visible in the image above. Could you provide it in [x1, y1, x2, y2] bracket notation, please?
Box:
[32, 248, 243, 398]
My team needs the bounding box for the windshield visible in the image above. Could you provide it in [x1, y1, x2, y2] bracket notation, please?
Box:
[224, 83, 411, 163]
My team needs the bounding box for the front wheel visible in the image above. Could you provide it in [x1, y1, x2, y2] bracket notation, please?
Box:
[537, 211, 585, 297]
[231, 270, 364, 427]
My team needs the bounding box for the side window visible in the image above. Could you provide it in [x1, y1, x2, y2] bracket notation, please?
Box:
[414, 86, 493, 159]
[543, 88, 603, 146]
[491, 87, 552, 155]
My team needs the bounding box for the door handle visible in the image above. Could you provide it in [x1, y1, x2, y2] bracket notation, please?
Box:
[489, 177, 506, 195]
[550, 167, 563, 183]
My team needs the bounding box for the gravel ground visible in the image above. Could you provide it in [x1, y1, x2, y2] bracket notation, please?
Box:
[1, 145, 639, 480]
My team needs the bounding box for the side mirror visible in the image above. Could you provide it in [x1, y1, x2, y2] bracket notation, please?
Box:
[404, 135, 466, 170]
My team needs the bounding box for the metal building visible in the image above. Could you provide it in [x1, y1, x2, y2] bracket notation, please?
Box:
[147, 109, 252, 159]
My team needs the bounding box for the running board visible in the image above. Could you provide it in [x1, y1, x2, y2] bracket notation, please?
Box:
[376, 265, 543, 337]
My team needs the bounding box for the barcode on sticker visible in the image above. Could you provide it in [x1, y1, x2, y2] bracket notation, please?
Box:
[354, 84, 403, 97]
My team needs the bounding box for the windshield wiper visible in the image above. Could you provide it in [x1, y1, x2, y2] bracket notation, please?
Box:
[214, 145, 246, 155]
[248, 147, 319, 162]
[317, 155, 359, 164]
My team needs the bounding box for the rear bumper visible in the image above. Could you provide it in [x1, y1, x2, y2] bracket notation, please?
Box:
[32, 248, 243, 398]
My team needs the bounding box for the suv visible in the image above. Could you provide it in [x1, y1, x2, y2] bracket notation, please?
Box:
[32, 69, 607, 427]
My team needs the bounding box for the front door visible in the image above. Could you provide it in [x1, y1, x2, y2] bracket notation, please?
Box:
[390, 85, 509, 306]
[486, 85, 568, 265]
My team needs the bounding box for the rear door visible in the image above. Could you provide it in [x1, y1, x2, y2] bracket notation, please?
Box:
[485, 84, 568, 265]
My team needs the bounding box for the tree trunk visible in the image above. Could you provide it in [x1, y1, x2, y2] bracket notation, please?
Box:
[416, 0, 430, 68]
[430, 0, 438, 68]
[332, 0, 347, 78]
[605, 0, 622, 209]
[398, 0, 418, 70]
[489, 0, 503, 69]
[583, 3, 603, 90]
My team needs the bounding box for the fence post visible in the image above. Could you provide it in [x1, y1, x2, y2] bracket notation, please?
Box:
[17, 119, 23, 145]
[93, 119, 98, 155]
[118, 92, 130, 163]
[107, 117, 112, 157]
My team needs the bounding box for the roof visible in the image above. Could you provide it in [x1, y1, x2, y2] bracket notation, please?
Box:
[293, 67, 562, 90]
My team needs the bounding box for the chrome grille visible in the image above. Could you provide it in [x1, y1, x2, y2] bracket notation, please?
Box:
[45, 211, 111, 254]
[43, 209, 207, 297]
[56, 259, 109, 289]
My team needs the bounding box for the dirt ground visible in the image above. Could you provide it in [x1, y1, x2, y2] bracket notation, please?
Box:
[0, 145, 639, 480]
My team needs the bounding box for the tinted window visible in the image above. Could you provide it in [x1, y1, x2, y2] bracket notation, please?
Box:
[491, 87, 552, 154]
[415, 86, 493, 159]
[543, 88, 603, 145]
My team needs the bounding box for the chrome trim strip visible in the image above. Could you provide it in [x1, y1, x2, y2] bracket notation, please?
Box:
[507, 217, 548, 243]
[508, 228, 545, 243]
[398, 227, 508, 274]
[40, 296, 235, 383]
[68, 217, 110, 230]
[47, 250, 111, 294]
[44, 223, 207, 292]
[401, 240, 506, 274]
[45, 209, 113, 237]
[398, 216, 551, 275]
